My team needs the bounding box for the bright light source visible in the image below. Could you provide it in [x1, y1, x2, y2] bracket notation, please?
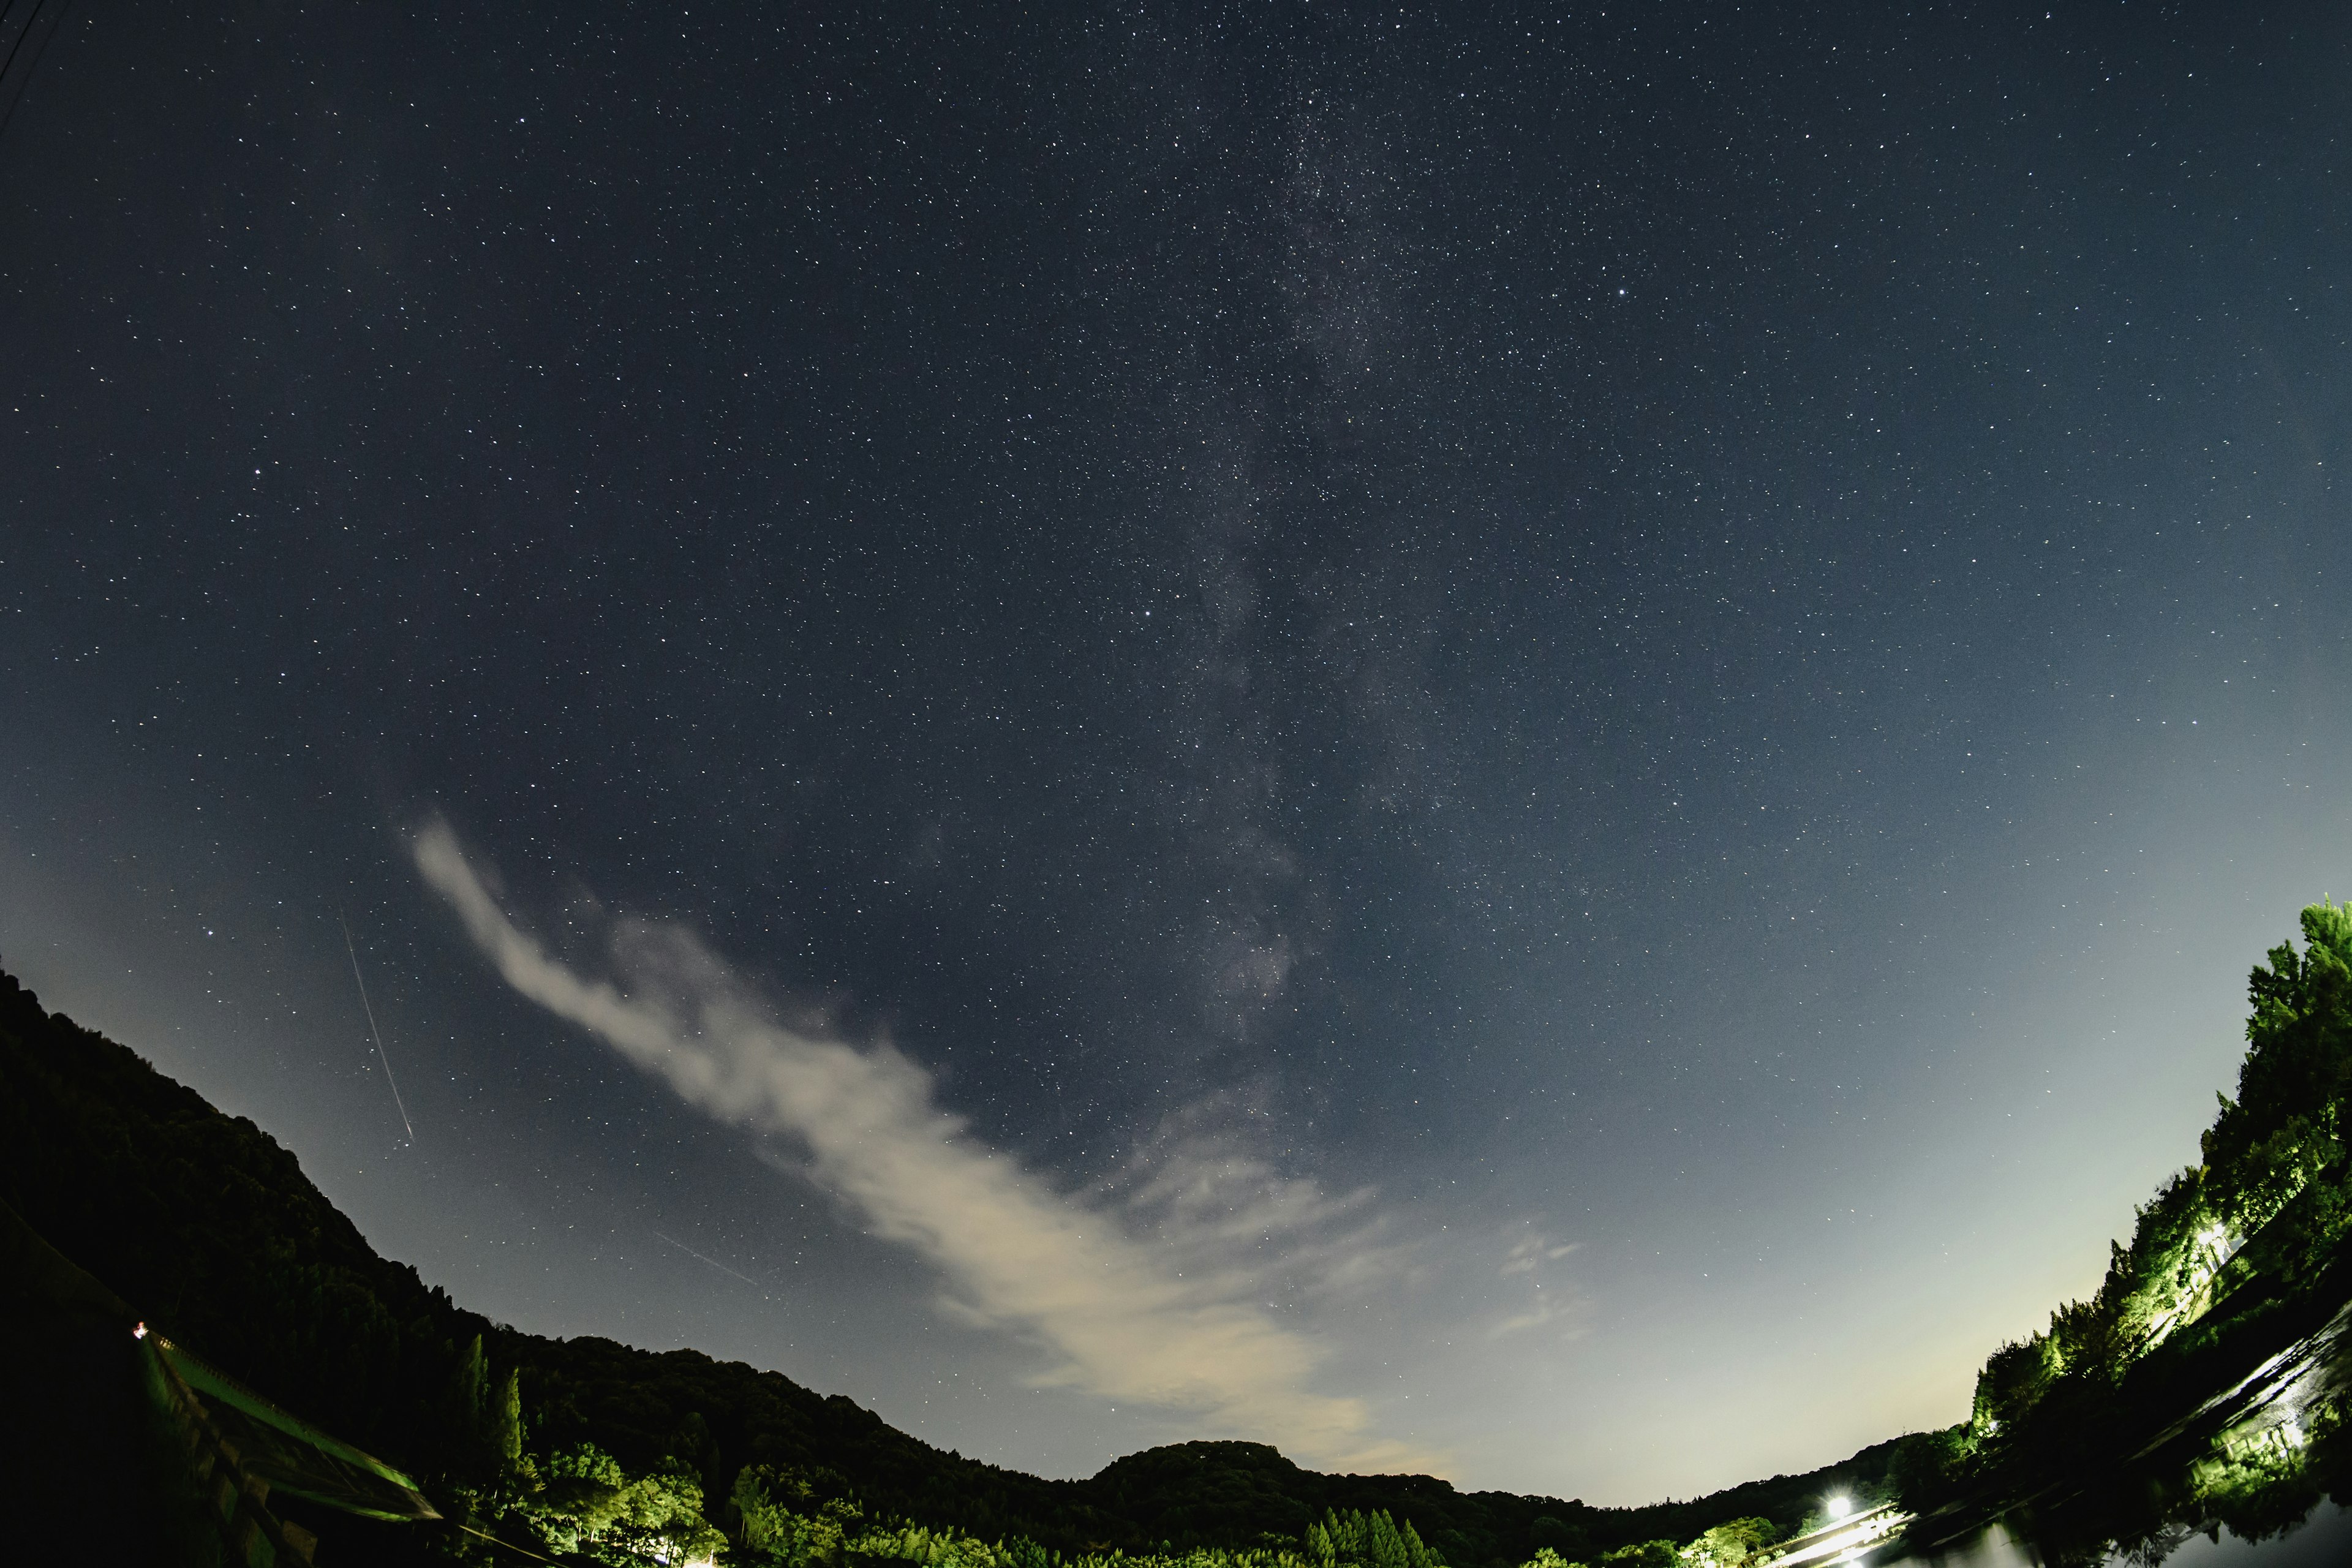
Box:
[132, 1322, 149, 1340]
[1826, 1495, 1853, 1521]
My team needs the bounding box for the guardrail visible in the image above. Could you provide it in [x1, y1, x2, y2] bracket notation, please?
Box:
[1751, 1504, 1910, 1568]
[141, 1328, 318, 1567]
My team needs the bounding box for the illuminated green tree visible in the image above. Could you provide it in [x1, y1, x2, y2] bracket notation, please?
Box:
[496, 1366, 523, 1469]
[1676, 1518, 1774, 1568]
[1597, 1542, 1676, 1568]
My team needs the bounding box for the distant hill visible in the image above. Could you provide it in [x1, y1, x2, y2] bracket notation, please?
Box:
[0, 960, 1902, 1564]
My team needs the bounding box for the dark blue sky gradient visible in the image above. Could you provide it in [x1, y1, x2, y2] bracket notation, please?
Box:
[4, 1, 2350, 1502]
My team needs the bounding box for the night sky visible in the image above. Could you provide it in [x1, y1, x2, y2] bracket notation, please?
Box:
[4, 1, 2350, 1506]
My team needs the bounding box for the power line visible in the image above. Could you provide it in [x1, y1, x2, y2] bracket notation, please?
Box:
[0, 0, 77, 152]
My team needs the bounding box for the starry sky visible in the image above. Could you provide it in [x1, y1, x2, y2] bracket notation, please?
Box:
[4, 0, 2351, 1507]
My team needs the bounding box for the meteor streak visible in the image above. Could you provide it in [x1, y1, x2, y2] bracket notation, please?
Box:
[340, 915, 415, 1144]
[653, 1230, 770, 1294]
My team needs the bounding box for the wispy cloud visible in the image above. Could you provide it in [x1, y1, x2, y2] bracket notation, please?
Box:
[1487, 1234, 1585, 1341]
[413, 818, 1431, 1471]
[1484, 1303, 1565, 1341]
[1499, 1236, 1578, 1277]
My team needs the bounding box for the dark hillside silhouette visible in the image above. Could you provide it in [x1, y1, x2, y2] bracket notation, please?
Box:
[0, 959, 1909, 1563]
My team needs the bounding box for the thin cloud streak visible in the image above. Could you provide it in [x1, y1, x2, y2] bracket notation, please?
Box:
[413, 819, 1431, 1471]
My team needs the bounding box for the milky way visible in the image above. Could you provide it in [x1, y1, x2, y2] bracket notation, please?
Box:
[3, 3, 2349, 1502]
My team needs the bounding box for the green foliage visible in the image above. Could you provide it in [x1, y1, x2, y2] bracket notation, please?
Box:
[1883, 1428, 1969, 1512]
[1520, 1540, 1683, 1568]
[514, 1441, 726, 1564]
[1948, 901, 2352, 1499]
[735, 1464, 866, 1567]
[497, 1366, 524, 1469]
[1303, 1507, 1430, 1568]
[1970, 1333, 2056, 1442]
[1673, 1518, 1774, 1568]
[849, 1516, 1023, 1568]
[1594, 1541, 1677, 1568]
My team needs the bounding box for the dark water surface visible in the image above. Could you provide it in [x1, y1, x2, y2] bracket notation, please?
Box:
[1898, 1509, 2352, 1568]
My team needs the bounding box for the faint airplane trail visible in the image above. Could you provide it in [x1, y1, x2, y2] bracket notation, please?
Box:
[653, 1231, 770, 1294]
[340, 914, 415, 1144]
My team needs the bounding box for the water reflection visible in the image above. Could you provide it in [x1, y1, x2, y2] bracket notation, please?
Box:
[1888, 1508, 2352, 1568]
[1883, 1300, 2352, 1567]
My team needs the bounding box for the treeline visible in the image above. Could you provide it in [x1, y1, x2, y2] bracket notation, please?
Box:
[494, 1443, 1815, 1568]
[0, 960, 1908, 1566]
[1888, 902, 2352, 1518]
